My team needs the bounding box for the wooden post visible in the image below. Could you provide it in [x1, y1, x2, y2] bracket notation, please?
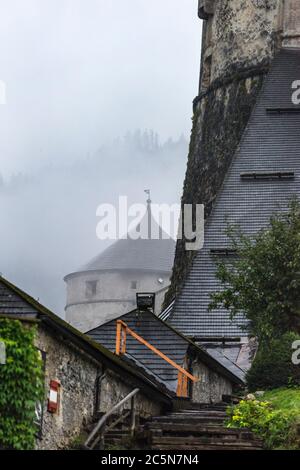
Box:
[116, 320, 122, 355]
[176, 372, 183, 397]
[182, 375, 188, 398]
[130, 394, 136, 436]
[121, 326, 127, 355]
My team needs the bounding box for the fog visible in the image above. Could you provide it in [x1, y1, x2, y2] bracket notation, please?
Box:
[0, 1, 201, 316]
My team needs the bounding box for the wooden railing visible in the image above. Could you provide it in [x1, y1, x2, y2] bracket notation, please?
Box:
[84, 388, 140, 450]
[115, 320, 198, 398]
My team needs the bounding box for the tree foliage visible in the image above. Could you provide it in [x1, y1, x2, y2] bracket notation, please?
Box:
[246, 332, 300, 390]
[209, 200, 300, 342]
[0, 319, 44, 450]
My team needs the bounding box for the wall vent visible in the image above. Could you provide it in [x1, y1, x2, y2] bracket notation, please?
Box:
[266, 107, 300, 115]
[210, 249, 237, 256]
[240, 172, 294, 181]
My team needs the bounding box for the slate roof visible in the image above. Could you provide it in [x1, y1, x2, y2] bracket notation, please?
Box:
[78, 237, 175, 274]
[169, 48, 300, 338]
[0, 283, 38, 318]
[65, 210, 176, 280]
[87, 309, 245, 390]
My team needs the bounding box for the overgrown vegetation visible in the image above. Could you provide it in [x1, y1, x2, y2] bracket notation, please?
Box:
[227, 388, 300, 449]
[210, 199, 300, 389]
[0, 319, 44, 450]
[246, 332, 300, 390]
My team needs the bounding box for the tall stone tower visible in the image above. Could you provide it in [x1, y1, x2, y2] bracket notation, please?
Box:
[166, 0, 300, 304]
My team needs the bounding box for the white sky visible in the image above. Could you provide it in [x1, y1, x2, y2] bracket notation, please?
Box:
[0, 0, 201, 177]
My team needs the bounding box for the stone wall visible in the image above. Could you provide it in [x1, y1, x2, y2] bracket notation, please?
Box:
[35, 324, 164, 449]
[35, 325, 100, 450]
[99, 370, 163, 419]
[165, 0, 283, 304]
[191, 359, 232, 404]
[200, 0, 281, 89]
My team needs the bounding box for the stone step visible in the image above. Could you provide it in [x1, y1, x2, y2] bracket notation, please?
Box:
[166, 409, 228, 415]
[152, 444, 262, 451]
[151, 436, 262, 450]
[172, 400, 228, 412]
[145, 424, 253, 438]
[149, 416, 227, 425]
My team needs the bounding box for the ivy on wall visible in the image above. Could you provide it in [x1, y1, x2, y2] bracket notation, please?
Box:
[0, 319, 44, 450]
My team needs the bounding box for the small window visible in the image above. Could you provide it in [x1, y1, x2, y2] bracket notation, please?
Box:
[85, 280, 98, 298]
[131, 281, 138, 290]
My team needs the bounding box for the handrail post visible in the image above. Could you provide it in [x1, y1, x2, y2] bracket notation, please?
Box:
[121, 325, 127, 355]
[116, 320, 122, 355]
[182, 374, 188, 398]
[84, 388, 140, 449]
[177, 371, 183, 397]
[130, 394, 137, 436]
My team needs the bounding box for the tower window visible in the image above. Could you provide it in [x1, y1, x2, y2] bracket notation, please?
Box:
[85, 280, 98, 298]
[131, 281, 138, 290]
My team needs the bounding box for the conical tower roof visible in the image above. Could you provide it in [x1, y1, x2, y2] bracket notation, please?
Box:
[75, 198, 175, 275]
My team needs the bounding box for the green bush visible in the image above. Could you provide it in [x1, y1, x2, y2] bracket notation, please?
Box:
[246, 332, 300, 391]
[0, 319, 44, 450]
[227, 398, 299, 449]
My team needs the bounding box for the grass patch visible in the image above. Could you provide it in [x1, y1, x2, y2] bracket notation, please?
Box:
[226, 388, 300, 449]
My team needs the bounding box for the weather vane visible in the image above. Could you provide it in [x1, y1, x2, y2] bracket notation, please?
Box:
[144, 189, 151, 204]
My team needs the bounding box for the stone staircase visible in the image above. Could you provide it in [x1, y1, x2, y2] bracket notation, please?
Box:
[142, 404, 263, 450]
[104, 403, 263, 450]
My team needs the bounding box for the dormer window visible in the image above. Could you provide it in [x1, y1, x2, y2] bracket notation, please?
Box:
[85, 280, 97, 298]
[240, 172, 294, 181]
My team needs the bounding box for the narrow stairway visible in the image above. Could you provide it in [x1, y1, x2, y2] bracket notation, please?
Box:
[142, 404, 263, 450]
[103, 403, 263, 450]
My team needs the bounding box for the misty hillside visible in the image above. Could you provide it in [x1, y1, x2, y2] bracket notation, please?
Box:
[0, 131, 188, 316]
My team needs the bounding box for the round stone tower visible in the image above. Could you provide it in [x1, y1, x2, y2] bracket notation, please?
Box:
[166, 0, 300, 304]
[65, 202, 175, 332]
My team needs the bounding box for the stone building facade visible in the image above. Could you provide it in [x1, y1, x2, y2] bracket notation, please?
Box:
[35, 324, 166, 450]
[166, 0, 300, 304]
[0, 277, 170, 450]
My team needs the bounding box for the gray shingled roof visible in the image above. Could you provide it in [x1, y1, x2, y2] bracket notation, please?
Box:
[80, 237, 175, 274]
[87, 310, 188, 392]
[0, 282, 37, 318]
[169, 48, 300, 338]
[87, 309, 245, 389]
[70, 211, 176, 276]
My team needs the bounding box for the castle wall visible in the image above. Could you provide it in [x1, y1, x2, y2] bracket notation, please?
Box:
[166, 0, 284, 304]
[282, 0, 300, 47]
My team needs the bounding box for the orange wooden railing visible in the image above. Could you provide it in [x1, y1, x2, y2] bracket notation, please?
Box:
[115, 320, 198, 398]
